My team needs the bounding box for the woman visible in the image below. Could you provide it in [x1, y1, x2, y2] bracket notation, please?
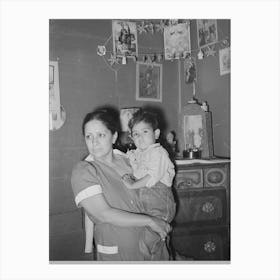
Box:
[71, 108, 172, 261]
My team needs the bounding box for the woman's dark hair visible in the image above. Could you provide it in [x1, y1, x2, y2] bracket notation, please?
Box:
[82, 108, 120, 136]
[128, 109, 159, 131]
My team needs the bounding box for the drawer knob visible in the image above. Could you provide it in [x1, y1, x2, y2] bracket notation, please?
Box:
[204, 241, 216, 253]
[177, 179, 192, 188]
[202, 202, 214, 213]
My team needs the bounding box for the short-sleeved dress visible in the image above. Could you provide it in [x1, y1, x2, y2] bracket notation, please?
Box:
[71, 150, 169, 261]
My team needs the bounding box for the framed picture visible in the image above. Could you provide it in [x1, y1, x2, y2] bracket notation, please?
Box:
[136, 62, 162, 102]
[164, 22, 191, 60]
[197, 19, 218, 48]
[184, 57, 197, 84]
[219, 47, 230, 75]
[120, 107, 140, 132]
[112, 20, 138, 57]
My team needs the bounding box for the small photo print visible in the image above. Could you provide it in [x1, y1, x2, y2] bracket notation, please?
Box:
[219, 47, 230, 75]
[197, 19, 218, 48]
[112, 20, 138, 57]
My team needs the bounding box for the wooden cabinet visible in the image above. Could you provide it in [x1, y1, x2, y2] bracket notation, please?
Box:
[171, 158, 230, 261]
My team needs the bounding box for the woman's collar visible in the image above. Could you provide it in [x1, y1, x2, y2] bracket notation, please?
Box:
[85, 149, 126, 162]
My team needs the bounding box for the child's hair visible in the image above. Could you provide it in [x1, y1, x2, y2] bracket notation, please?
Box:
[128, 109, 159, 131]
[82, 108, 120, 136]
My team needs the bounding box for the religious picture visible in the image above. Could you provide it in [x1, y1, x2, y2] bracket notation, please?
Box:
[112, 20, 138, 57]
[197, 19, 218, 48]
[136, 62, 162, 102]
[219, 47, 230, 75]
[184, 115, 203, 150]
[184, 57, 197, 84]
[164, 22, 191, 60]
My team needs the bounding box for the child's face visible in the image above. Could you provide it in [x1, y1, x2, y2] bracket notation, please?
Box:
[131, 121, 160, 151]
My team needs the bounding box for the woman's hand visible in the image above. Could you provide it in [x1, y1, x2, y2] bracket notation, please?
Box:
[148, 217, 172, 240]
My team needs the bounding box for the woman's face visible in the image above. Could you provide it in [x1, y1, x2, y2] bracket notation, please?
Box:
[84, 119, 117, 160]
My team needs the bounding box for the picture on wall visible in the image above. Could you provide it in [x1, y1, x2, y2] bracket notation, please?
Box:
[112, 20, 138, 57]
[136, 62, 162, 102]
[184, 57, 197, 84]
[120, 107, 140, 132]
[219, 47, 230, 75]
[164, 22, 191, 60]
[197, 19, 218, 48]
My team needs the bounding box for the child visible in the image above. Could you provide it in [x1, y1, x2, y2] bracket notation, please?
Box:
[122, 109, 176, 259]
[122, 109, 176, 224]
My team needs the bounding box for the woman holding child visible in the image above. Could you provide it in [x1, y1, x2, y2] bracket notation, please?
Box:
[71, 107, 176, 261]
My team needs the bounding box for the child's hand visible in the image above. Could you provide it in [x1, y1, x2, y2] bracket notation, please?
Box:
[122, 174, 136, 188]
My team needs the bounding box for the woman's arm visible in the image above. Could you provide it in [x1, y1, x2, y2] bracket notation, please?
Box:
[80, 193, 170, 239]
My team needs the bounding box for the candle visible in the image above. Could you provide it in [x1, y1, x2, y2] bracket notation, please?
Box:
[49, 112, 53, 130]
[192, 82, 196, 97]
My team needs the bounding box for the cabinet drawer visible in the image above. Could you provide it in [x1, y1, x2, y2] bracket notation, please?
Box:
[175, 169, 203, 189]
[173, 187, 227, 226]
[171, 226, 230, 260]
[204, 166, 228, 188]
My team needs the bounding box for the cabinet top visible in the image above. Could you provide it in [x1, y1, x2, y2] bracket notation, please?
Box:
[175, 157, 230, 166]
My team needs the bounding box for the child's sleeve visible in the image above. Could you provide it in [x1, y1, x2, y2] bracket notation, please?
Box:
[71, 161, 103, 207]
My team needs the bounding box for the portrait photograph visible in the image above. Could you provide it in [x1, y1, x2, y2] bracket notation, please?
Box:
[112, 20, 138, 57]
[197, 19, 218, 48]
[136, 62, 162, 102]
[2, 2, 280, 280]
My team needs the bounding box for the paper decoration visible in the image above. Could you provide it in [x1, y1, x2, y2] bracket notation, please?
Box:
[164, 22, 191, 60]
[197, 49, 204, 60]
[108, 53, 119, 66]
[97, 45, 106, 56]
[137, 21, 147, 34]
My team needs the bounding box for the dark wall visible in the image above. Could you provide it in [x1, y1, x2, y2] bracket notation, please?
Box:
[49, 19, 230, 260]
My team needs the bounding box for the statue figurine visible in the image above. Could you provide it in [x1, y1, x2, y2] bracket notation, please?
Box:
[166, 130, 178, 158]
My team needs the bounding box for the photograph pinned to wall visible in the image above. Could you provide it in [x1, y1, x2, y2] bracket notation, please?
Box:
[49, 61, 66, 131]
[184, 56, 197, 84]
[120, 107, 140, 132]
[197, 19, 218, 48]
[164, 21, 191, 60]
[219, 47, 230, 75]
[136, 62, 162, 102]
[112, 20, 138, 57]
